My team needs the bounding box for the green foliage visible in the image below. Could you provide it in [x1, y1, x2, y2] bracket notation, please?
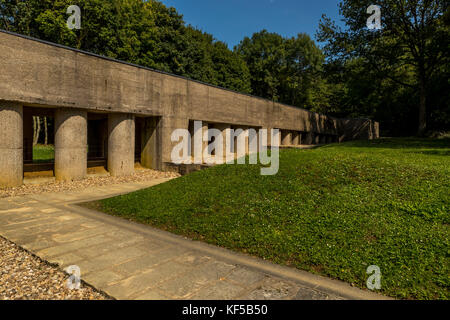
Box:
[1, 1, 448, 135]
[235, 30, 327, 109]
[91, 138, 450, 300]
[317, 0, 450, 135]
[0, 0, 251, 93]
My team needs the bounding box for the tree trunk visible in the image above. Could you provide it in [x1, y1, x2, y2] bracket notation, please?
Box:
[33, 116, 37, 145]
[44, 117, 48, 145]
[33, 116, 41, 145]
[418, 78, 427, 136]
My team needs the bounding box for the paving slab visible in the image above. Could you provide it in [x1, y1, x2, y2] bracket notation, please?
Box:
[190, 280, 246, 300]
[0, 179, 391, 300]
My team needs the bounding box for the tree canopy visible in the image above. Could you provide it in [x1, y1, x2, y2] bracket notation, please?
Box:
[317, 0, 449, 135]
[1, 0, 448, 136]
[0, 0, 252, 93]
[234, 30, 327, 111]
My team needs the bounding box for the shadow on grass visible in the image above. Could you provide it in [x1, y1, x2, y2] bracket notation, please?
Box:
[326, 138, 450, 150]
[407, 150, 450, 156]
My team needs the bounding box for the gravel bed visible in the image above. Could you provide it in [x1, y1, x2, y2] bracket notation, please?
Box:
[0, 169, 180, 198]
[0, 236, 109, 300]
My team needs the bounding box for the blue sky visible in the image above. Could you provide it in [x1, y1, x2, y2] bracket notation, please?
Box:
[160, 0, 344, 49]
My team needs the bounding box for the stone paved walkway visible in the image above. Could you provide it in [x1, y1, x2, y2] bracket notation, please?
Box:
[0, 178, 389, 300]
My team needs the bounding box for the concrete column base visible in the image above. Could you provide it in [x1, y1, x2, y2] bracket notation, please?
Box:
[234, 126, 248, 160]
[292, 131, 300, 146]
[54, 108, 87, 181]
[281, 130, 292, 146]
[140, 117, 161, 170]
[304, 132, 314, 145]
[201, 123, 209, 164]
[0, 101, 23, 188]
[108, 113, 135, 176]
[214, 123, 232, 163]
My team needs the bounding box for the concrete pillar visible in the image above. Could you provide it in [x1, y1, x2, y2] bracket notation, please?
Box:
[281, 130, 292, 146]
[314, 134, 321, 145]
[236, 126, 249, 157]
[373, 121, 380, 139]
[0, 101, 23, 187]
[244, 128, 250, 155]
[54, 108, 87, 181]
[141, 117, 161, 169]
[214, 123, 232, 163]
[231, 126, 247, 162]
[202, 123, 209, 163]
[108, 113, 135, 176]
[192, 121, 209, 164]
[158, 116, 190, 172]
[247, 127, 258, 155]
[189, 120, 208, 164]
[304, 132, 314, 145]
[292, 131, 300, 146]
[265, 127, 279, 148]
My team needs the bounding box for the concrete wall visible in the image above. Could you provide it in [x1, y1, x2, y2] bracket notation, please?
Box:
[337, 118, 380, 142]
[0, 31, 342, 134]
[0, 30, 379, 187]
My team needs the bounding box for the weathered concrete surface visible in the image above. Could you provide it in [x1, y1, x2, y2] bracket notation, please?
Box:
[0, 30, 361, 138]
[338, 118, 380, 142]
[0, 101, 23, 187]
[0, 180, 391, 300]
[292, 131, 300, 146]
[281, 131, 292, 146]
[0, 30, 379, 185]
[108, 113, 135, 176]
[213, 123, 232, 163]
[54, 108, 87, 181]
[139, 117, 161, 170]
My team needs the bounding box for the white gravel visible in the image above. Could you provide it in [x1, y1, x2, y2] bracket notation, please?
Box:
[0, 169, 180, 198]
[0, 236, 110, 300]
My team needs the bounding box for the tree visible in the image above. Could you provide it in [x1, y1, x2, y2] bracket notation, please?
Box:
[0, 0, 252, 93]
[210, 40, 252, 93]
[317, 0, 450, 136]
[32, 116, 40, 146]
[44, 116, 48, 145]
[235, 30, 325, 109]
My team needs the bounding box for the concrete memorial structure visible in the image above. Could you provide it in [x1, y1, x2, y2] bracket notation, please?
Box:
[0, 30, 379, 187]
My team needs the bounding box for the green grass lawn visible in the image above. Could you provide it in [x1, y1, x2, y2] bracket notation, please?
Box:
[86, 138, 449, 299]
[33, 144, 54, 162]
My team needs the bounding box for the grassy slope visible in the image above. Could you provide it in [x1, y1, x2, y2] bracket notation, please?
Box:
[33, 144, 54, 162]
[93, 138, 449, 299]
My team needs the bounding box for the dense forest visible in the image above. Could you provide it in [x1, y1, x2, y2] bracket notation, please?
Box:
[1, 0, 449, 137]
